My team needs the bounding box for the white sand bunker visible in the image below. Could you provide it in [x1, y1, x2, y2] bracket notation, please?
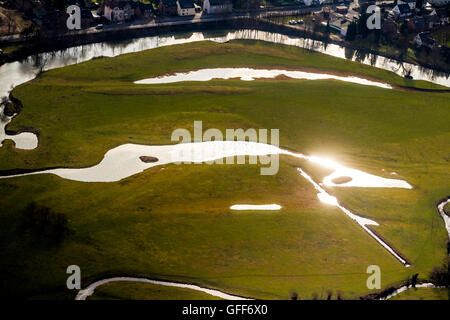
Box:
[230, 204, 281, 210]
[0, 141, 412, 190]
[0, 141, 412, 189]
[0, 111, 38, 150]
[134, 68, 392, 89]
[75, 277, 252, 300]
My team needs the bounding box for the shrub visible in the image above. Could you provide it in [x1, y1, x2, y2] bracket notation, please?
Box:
[429, 258, 450, 287]
[326, 290, 333, 300]
[21, 202, 70, 243]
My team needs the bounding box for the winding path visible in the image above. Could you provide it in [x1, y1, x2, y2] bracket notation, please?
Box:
[381, 283, 443, 300]
[75, 277, 253, 300]
[437, 198, 450, 238]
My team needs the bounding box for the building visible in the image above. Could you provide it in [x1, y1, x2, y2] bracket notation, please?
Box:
[203, 0, 232, 14]
[177, 0, 195, 16]
[335, 6, 348, 14]
[32, 1, 47, 19]
[392, 4, 412, 18]
[435, 8, 449, 25]
[327, 18, 351, 37]
[81, 8, 95, 28]
[41, 10, 67, 30]
[382, 17, 398, 38]
[424, 12, 440, 28]
[104, 1, 135, 22]
[414, 32, 437, 48]
[398, 0, 416, 10]
[159, 0, 178, 16]
[408, 17, 426, 32]
[135, 2, 154, 19]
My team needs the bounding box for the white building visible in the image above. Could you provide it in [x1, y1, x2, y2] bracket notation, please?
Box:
[413, 32, 436, 48]
[103, 3, 134, 22]
[177, 0, 195, 16]
[203, 0, 232, 14]
[392, 4, 412, 18]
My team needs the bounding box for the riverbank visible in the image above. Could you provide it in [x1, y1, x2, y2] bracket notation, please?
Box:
[1, 16, 450, 76]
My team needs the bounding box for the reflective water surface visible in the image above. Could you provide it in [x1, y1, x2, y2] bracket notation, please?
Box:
[135, 67, 392, 89]
[230, 204, 282, 210]
[1, 29, 449, 149]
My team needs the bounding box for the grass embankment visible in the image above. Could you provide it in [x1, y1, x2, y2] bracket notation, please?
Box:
[391, 287, 449, 300]
[88, 281, 224, 300]
[0, 40, 449, 300]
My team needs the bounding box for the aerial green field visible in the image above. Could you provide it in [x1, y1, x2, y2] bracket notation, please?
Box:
[0, 40, 449, 300]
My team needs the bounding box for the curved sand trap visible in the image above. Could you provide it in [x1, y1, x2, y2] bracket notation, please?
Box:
[437, 198, 450, 238]
[135, 68, 392, 89]
[0, 141, 412, 190]
[0, 110, 38, 150]
[230, 204, 282, 210]
[381, 283, 442, 300]
[75, 276, 252, 300]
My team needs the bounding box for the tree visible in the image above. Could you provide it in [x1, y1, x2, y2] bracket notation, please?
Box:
[411, 273, 419, 288]
[346, 21, 357, 41]
[429, 258, 450, 287]
[3, 10, 16, 35]
[415, 0, 423, 9]
[326, 290, 333, 300]
[21, 202, 70, 243]
[358, 13, 370, 38]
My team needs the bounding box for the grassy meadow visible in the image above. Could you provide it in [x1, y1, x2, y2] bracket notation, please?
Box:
[0, 39, 449, 300]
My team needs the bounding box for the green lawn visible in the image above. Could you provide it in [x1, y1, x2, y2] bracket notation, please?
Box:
[0, 39, 449, 300]
[391, 287, 449, 300]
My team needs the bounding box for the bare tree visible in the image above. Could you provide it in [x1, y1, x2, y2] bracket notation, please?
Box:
[3, 10, 16, 35]
[326, 289, 333, 300]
